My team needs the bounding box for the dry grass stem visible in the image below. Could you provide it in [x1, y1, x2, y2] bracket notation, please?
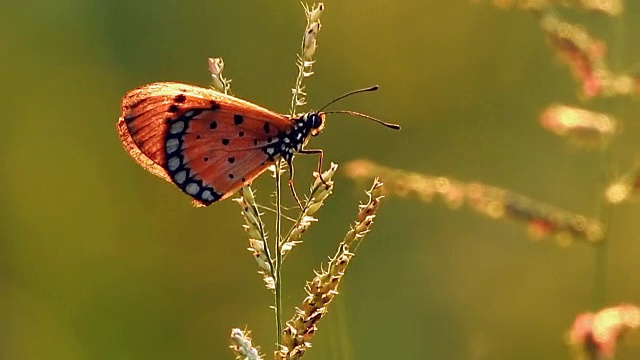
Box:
[481, 3, 637, 359]
[273, 2, 324, 350]
[476, 6, 634, 98]
[540, 104, 617, 147]
[211, 57, 275, 289]
[208, 57, 232, 94]
[605, 160, 640, 205]
[475, 0, 623, 16]
[568, 304, 640, 360]
[230, 328, 263, 360]
[345, 159, 604, 245]
[276, 179, 385, 360]
[541, 13, 611, 98]
[290, 2, 323, 116]
[225, 4, 385, 359]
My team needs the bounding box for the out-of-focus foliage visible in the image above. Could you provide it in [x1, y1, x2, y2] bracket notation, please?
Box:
[3, 1, 640, 359]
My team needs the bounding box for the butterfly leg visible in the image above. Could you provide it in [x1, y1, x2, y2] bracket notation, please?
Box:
[298, 148, 328, 186]
[286, 159, 304, 210]
[287, 149, 325, 210]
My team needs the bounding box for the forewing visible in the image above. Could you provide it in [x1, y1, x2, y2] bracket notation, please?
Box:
[117, 82, 293, 205]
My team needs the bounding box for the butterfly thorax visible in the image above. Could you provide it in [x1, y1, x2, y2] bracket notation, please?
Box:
[262, 112, 325, 164]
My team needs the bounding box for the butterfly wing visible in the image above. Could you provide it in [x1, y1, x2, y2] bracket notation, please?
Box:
[117, 82, 294, 206]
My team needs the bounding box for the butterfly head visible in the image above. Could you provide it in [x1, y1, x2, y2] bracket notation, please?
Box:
[304, 112, 326, 136]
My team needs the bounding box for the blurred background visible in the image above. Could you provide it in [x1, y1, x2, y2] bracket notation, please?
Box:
[3, 1, 640, 359]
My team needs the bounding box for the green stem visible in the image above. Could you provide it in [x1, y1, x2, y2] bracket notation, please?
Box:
[593, 15, 626, 308]
[277, 2, 317, 349]
[274, 159, 283, 347]
[593, 147, 613, 309]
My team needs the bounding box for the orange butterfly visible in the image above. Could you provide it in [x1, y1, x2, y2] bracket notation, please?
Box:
[117, 82, 399, 206]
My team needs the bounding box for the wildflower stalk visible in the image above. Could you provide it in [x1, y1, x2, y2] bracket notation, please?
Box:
[230, 328, 263, 360]
[277, 179, 385, 359]
[209, 56, 271, 358]
[281, 163, 337, 259]
[274, 161, 284, 346]
[289, 3, 323, 117]
[208, 57, 231, 95]
[568, 304, 640, 360]
[214, 58, 278, 291]
[274, 2, 324, 348]
[235, 187, 275, 288]
[592, 11, 626, 310]
[345, 159, 604, 245]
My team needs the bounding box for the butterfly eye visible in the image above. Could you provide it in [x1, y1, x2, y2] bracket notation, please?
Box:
[310, 113, 325, 136]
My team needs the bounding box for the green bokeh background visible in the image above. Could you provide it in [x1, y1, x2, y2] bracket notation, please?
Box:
[3, 1, 640, 359]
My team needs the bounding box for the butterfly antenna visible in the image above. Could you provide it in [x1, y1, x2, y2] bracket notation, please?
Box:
[322, 110, 401, 130]
[317, 85, 379, 113]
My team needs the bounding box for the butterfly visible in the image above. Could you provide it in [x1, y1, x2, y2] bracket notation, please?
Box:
[117, 82, 400, 206]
